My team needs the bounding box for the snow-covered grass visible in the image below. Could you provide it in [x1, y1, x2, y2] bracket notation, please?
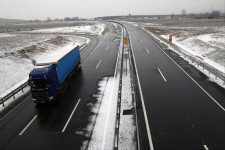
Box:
[31, 23, 106, 36]
[0, 33, 15, 38]
[161, 35, 225, 74]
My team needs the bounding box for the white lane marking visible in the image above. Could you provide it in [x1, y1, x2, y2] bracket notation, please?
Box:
[157, 68, 167, 82]
[19, 115, 38, 135]
[147, 31, 225, 112]
[101, 26, 122, 150]
[106, 44, 109, 50]
[96, 60, 102, 70]
[62, 99, 81, 133]
[140, 38, 142, 43]
[145, 48, 150, 54]
[203, 145, 209, 150]
[89, 51, 93, 56]
[129, 31, 155, 150]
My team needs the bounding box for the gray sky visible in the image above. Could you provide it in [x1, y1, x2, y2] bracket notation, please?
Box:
[0, 0, 224, 20]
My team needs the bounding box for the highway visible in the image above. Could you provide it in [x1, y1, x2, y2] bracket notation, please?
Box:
[123, 23, 225, 150]
[0, 21, 224, 150]
[0, 23, 121, 150]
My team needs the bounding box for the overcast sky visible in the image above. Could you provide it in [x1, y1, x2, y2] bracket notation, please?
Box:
[0, 0, 224, 20]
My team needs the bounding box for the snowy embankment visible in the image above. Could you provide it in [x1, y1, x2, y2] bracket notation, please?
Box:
[31, 23, 106, 35]
[0, 23, 106, 105]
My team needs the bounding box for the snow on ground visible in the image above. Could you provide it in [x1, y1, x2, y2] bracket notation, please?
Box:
[0, 33, 89, 99]
[76, 76, 119, 150]
[0, 33, 15, 38]
[119, 49, 136, 150]
[161, 35, 225, 74]
[31, 23, 106, 35]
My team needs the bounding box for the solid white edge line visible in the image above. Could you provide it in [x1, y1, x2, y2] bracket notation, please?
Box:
[100, 24, 122, 150]
[19, 115, 38, 135]
[145, 30, 225, 112]
[129, 31, 154, 150]
[158, 68, 167, 82]
[96, 60, 102, 70]
[203, 145, 209, 150]
[62, 99, 81, 133]
[145, 48, 150, 54]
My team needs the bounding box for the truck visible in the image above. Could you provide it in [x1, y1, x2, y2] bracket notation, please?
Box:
[28, 46, 81, 103]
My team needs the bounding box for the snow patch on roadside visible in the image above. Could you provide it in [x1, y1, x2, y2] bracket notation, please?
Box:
[76, 76, 119, 150]
[161, 35, 225, 74]
[0, 33, 15, 38]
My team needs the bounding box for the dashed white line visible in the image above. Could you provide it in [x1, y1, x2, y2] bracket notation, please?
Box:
[140, 38, 142, 43]
[157, 68, 167, 82]
[96, 60, 101, 70]
[19, 115, 38, 135]
[145, 48, 150, 54]
[62, 99, 81, 133]
[143, 29, 225, 111]
[106, 44, 109, 50]
[203, 145, 209, 150]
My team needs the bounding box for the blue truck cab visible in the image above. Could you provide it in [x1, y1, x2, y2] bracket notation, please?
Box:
[28, 46, 81, 103]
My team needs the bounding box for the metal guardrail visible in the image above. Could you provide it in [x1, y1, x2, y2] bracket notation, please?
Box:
[142, 28, 225, 86]
[113, 23, 124, 150]
[0, 81, 29, 107]
[113, 22, 140, 150]
[125, 27, 141, 150]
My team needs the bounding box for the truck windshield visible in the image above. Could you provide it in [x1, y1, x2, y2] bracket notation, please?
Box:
[30, 79, 51, 88]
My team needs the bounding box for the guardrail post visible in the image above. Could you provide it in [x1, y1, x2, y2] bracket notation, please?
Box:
[2, 102, 5, 107]
[12, 91, 15, 99]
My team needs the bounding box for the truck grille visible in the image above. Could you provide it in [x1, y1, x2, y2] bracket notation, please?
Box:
[33, 90, 49, 100]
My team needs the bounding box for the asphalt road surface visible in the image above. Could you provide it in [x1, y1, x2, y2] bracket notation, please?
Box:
[1, 22, 224, 150]
[123, 22, 225, 150]
[0, 23, 121, 150]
